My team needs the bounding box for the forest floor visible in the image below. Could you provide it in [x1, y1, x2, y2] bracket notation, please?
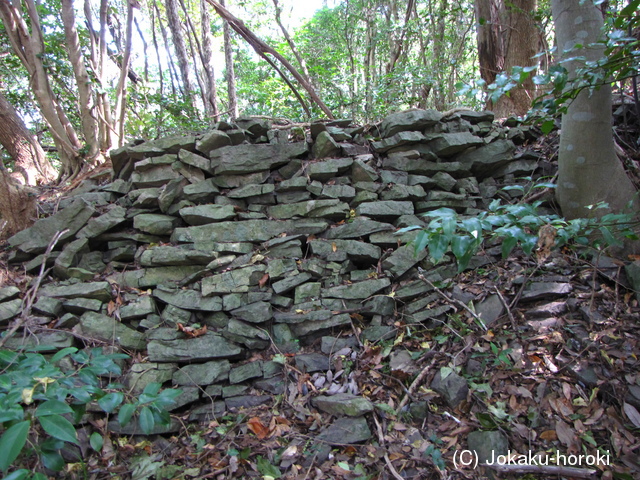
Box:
[1, 120, 640, 480]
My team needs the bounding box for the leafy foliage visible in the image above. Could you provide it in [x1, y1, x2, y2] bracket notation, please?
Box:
[401, 184, 639, 272]
[0, 346, 180, 477]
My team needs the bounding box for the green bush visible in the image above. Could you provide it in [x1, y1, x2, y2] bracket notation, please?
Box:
[401, 191, 639, 272]
[0, 346, 181, 479]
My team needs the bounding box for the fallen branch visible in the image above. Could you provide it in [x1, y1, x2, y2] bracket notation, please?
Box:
[483, 463, 598, 479]
[372, 414, 405, 480]
[395, 349, 440, 414]
[0, 229, 68, 348]
[417, 271, 487, 331]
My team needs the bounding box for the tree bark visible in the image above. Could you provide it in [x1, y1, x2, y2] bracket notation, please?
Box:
[474, 0, 504, 100]
[166, 0, 195, 104]
[493, 0, 538, 117]
[552, 0, 639, 220]
[201, 0, 219, 117]
[220, 0, 238, 118]
[0, 168, 36, 240]
[0, 0, 83, 177]
[205, 0, 334, 119]
[61, 0, 100, 160]
[0, 91, 55, 185]
[114, 0, 134, 147]
[272, 0, 314, 86]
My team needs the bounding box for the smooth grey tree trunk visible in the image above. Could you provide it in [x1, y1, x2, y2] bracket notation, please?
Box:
[552, 0, 638, 219]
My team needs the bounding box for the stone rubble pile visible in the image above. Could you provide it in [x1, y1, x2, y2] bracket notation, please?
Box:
[2, 109, 553, 438]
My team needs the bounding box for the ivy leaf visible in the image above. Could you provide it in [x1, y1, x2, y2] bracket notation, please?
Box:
[36, 400, 73, 417]
[118, 403, 136, 427]
[38, 414, 78, 445]
[98, 392, 124, 413]
[139, 406, 155, 434]
[90, 432, 104, 452]
[0, 420, 30, 471]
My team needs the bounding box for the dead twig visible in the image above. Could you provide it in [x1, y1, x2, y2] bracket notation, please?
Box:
[372, 413, 405, 480]
[395, 349, 441, 414]
[417, 271, 487, 331]
[483, 463, 597, 478]
[0, 229, 68, 348]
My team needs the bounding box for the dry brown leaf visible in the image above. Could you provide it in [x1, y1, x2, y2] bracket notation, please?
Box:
[247, 417, 269, 439]
[623, 402, 640, 428]
[258, 273, 269, 288]
[536, 224, 556, 263]
[539, 430, 557, 441]
[332, 242, 337, 252]
[555, 419, 578, 448]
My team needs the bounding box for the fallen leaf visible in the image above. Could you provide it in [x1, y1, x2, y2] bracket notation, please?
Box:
[555, 419, 578, 448]
[623, 402, 640, 428]
[258, 273, 269, 288]
[247, 417, 269, 440]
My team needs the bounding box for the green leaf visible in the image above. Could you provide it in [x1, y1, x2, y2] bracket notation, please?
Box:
[2, 469, 31, 480]
[139, 406, 155, 434]
[451, 235, 476, 272]
[36, 400, 73, 417]
[51, 347, 78, 362]
[256, 455, 282, 478]
[374, 403, 396, 415]
[118, 403, 136, 426]
[428, 234, 450, 263]
[0, 421, 30, 471]
[90, 432, 104, 452]
[40, 449, 65, 471]
[599, 226, 622, 247]
[98, 392, 124, 413]
[540, 120, 555, 135]
[38, 414, 78, 445]
[142, 383, 162, 396]
[501, 236, 518, 258]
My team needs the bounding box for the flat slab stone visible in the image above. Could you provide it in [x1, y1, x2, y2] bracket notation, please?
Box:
[371, 131, 427, 153]
[139, 246, 217, 266]
[428, 132, 483, 157]
[147, 330, 243, 362]
[40, 281, 112, 302]
[202, 265, 267, 296]
[317, 417, 372, 445]
[313, 393, 374, 417]
[322, 217, 394, 239]
[133, 214, 181, 236]
[521, 282, 573, 301]
[153, 285, 222, 311]
[171, 219, 329, 244]
[78, 312, 146, 350]
[209, 143, 308, 175]
[323, 278, 391, 300]
[309, 239, 381, 262]
[0, 299, 23, 324]
[173, 360, 231, 386]
[8, 199, 95, 254]
[380, 109, 442, 138]
[179, 205, 237, 225]
[76, 206, 127, 239]
[457, 139, 515, 178]
[112, 266, 203, 288]
[355, 201, 414, 219]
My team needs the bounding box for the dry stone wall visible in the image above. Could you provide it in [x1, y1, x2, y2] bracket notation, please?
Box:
[2, 109, 548, 435]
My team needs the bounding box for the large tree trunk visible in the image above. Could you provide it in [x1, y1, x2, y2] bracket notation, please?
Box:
[493, 0, 538, 117]
[0, 91, 55, 185]
[0, 0, 83, 177]
[552, 0, 638, 220]
[0, 168, 36, 240]
[220, 0, 238, 118]
[474, 0, 504, 89]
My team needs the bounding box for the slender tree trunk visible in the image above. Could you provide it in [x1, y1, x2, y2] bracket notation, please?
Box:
[114, 0, 134, 147]
[61, 0, 100, 160]
[386, 0, 414, 74]
[552, 0, 638, 221]
[166, 0, 195, 105]
[150, 1, 165, 98]
[0, 91, 55, 185]
[205, 0, 334, 119]
[493, 0, 538, 117]
[134, 17, 149, 82]
[155, 1, 180, 96]
[272, 0, 314, 86]
[201, 0, 219, 117]
[220, 0, 238, 118]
